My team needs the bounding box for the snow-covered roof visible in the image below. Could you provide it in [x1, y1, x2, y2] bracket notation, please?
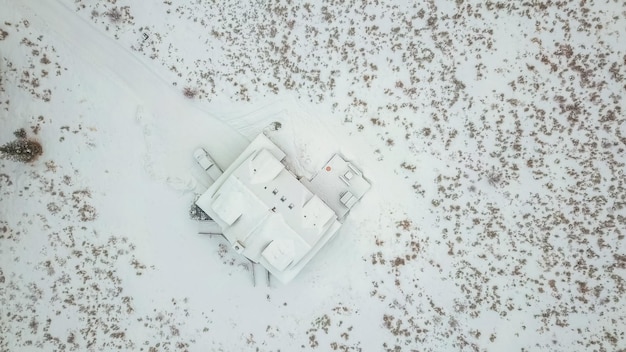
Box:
[303, 154, 371, 219]
[196, 134, 343, 283]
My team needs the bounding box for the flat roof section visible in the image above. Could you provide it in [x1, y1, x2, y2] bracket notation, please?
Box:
[233, 150, 337, 247]
[303, 154, 371, 219]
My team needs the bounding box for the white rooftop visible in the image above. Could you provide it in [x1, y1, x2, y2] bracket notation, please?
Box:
[196, 134, 344, 283]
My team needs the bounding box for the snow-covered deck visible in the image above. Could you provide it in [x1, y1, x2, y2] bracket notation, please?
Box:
[303, 154, 371, 219]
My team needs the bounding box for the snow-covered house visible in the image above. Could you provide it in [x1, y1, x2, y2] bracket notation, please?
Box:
[195, 134, 370, 283]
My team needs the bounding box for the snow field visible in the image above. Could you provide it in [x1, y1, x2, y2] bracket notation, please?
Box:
[2, 0, 626, 351]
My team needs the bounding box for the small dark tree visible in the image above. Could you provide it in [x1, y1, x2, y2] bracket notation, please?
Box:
[0, 138, 43, 163]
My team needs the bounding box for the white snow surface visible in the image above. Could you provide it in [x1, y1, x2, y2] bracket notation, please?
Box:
[1, 0, 625, 351]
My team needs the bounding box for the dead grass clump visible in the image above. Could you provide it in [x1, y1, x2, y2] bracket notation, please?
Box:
[486, 171, 501, 187]
[396, 219, 412, 231]
[183, 87, 198, 98]
[400, 162, 416, 172]
[78, 204, 97, 222]
[106, 8, 123, 23]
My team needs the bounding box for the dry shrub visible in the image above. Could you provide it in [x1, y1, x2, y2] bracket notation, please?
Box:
[183, 87, 198, 98]
[0, 138, 43, 163]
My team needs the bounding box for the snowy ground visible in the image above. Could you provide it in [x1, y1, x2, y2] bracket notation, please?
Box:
[1, 0, 625, 351]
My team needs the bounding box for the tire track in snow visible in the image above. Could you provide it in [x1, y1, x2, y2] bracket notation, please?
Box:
[14, 0, 248, 171]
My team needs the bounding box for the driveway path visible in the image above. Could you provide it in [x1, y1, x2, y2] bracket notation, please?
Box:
[14, 0, 248, 168]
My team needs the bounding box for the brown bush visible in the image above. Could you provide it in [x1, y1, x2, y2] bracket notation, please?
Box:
[0, 138, 43, 163]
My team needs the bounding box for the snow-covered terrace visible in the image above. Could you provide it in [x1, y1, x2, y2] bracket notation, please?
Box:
[304, 154, 371, 219]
